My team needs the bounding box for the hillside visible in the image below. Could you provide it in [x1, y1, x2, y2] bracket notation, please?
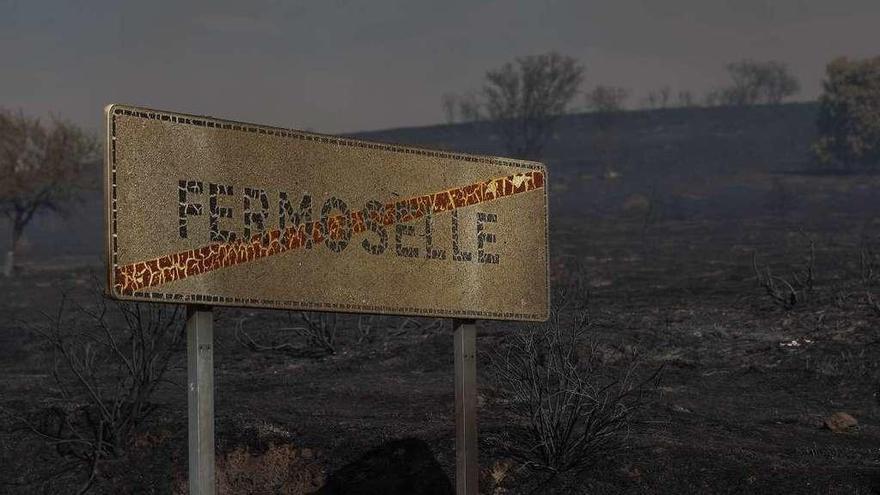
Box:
[355, 102, 824, 220]
[354, 102, 820, 177]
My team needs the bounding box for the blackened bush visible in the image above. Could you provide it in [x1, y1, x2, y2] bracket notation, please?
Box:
[487, 306, 658, 479]
[5, 289, 183, 493]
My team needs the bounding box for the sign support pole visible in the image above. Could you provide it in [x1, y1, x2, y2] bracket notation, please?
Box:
[186, 305, 215, 495]
[453, 318, 478, 495]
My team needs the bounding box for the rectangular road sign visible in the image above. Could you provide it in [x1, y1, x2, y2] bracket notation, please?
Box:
[105, 104, 549, 321]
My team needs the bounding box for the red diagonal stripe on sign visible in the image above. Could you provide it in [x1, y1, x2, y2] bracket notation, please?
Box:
[114, 170, 544, 295]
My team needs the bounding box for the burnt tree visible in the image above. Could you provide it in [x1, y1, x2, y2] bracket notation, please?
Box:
[483, 52, 583, 160]
[0, 109, 97, 276]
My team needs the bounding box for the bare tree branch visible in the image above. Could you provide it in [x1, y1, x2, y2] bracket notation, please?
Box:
[0, 108, 98, 276]
[483, 52, 583, 160]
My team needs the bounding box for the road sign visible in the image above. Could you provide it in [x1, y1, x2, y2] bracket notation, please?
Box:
[105, 104, 549, 321]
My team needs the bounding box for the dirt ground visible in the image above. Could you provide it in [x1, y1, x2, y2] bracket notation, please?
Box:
[2, 170, 880, 494]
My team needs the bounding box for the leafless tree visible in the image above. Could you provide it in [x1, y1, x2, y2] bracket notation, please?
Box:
[483, 52, 583, 160]
[703, 89, 722, 107]
[441, 93, 458, 124]
[585, 85, 629, 114]
[585, 85, 629, 130]
[643, 86, 672, 110]
[0, 109, 98, 276]
[2, 289, 184, 493]
[676, 90, 695, 107]
[658, 86, 671, 108]
[457, 91, 484, 123]
[584, 84, 628, 179]
[721, 59, 801, 105]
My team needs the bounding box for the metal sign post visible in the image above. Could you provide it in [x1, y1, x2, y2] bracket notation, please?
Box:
[186, 306, 215, 495]
[104, 104, 549, 495]
[454, 319, 478, 495]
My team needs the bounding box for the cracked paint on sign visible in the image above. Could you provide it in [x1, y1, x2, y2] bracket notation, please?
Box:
[106, 104, 549, 321]
[114, 171, 544, 295]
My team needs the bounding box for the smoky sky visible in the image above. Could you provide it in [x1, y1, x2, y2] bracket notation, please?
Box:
[1, 0, 877, 133]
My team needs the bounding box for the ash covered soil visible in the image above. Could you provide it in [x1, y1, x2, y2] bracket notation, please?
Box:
[4, 187, 880, 493]
[2, 105, 880, 493]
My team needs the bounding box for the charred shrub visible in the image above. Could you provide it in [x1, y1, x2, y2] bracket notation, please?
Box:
[486, 303, 658, 480]
[235, 312, 394, 357]
[5, 290, 183, 493]
[753, 232, 816, 310]
[291, 311, 339, 355]
[235, 311, 340, 357]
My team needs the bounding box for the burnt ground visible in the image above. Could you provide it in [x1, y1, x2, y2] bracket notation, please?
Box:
[2, 168, 880, 494]
[2, 101, 880, 495]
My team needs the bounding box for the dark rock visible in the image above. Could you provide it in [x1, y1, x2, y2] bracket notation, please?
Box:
[318, 438, 453, 495]
[823, 412, 857, 433]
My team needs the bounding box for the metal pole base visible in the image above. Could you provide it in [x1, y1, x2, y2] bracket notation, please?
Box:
[187, 305, 215, 494]
[453, 319, 478, 495]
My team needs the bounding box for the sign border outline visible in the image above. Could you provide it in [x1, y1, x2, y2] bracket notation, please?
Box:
[104, 103, 550, 321]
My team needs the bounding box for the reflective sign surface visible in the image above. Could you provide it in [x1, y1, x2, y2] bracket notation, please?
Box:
[105, 104, 548, 321]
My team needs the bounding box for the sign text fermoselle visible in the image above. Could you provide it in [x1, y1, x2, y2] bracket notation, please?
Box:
[105, 104, 548, 321]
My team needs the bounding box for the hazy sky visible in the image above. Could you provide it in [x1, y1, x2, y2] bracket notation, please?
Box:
[1, 0, 877, 133]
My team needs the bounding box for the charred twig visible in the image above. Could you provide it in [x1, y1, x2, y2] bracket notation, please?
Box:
[234, 317, 300, 353]
[234, 316, 336, 358]
[486, 307, 660, 476]
[752, 232, 816, 310]
[356, 315, 382, 344]
[293, 312, 338, 355]
[10, 283, 183, 492]
[389, 317, 443, 337]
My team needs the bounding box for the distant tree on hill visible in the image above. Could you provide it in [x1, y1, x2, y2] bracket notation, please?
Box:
[483, 52, 583, 160]
[457, 91, 483, 123]
[585, 85, 629, 177]
[720, 59, 800, 105]
[0, 109, 98, 276]
[677, 90, 695, 107]
[585, 85, 629, 137]
[703, 89, 722, 107]
[441, 92, 457, 124]
[813, 56, 880, 169]
[440, 91, 483, 124]
[585, 85, 629, 114]
[658, 86, 671, 108]
[643, 86, 672, 110]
